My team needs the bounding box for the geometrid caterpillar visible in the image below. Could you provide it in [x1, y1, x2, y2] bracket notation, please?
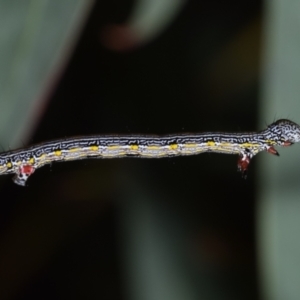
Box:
[0, 119, 299, 186]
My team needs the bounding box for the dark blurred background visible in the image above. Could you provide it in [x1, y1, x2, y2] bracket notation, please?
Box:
[0, 0, 264, 299]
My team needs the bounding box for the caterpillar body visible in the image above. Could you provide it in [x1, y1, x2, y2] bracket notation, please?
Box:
[1, 119, 300, 186]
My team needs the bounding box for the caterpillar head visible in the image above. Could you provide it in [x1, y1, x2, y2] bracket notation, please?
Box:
[267, 119, 300, 145]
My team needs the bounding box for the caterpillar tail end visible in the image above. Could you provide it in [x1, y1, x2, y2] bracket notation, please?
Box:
[12, 165, 35, 186]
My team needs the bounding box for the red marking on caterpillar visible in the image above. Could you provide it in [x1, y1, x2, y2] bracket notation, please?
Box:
[20, 165, 35, 176]
[12, 165, 36, 186]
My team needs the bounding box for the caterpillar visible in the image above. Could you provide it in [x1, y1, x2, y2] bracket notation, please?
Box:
[1, 119, 299, 186]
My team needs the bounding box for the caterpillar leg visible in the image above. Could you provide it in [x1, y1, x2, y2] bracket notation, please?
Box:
[237, 145, 280, 179]
[267, 146, 279, 156]
[237, 155, 251, 179]
[12, 165, 35, 186]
